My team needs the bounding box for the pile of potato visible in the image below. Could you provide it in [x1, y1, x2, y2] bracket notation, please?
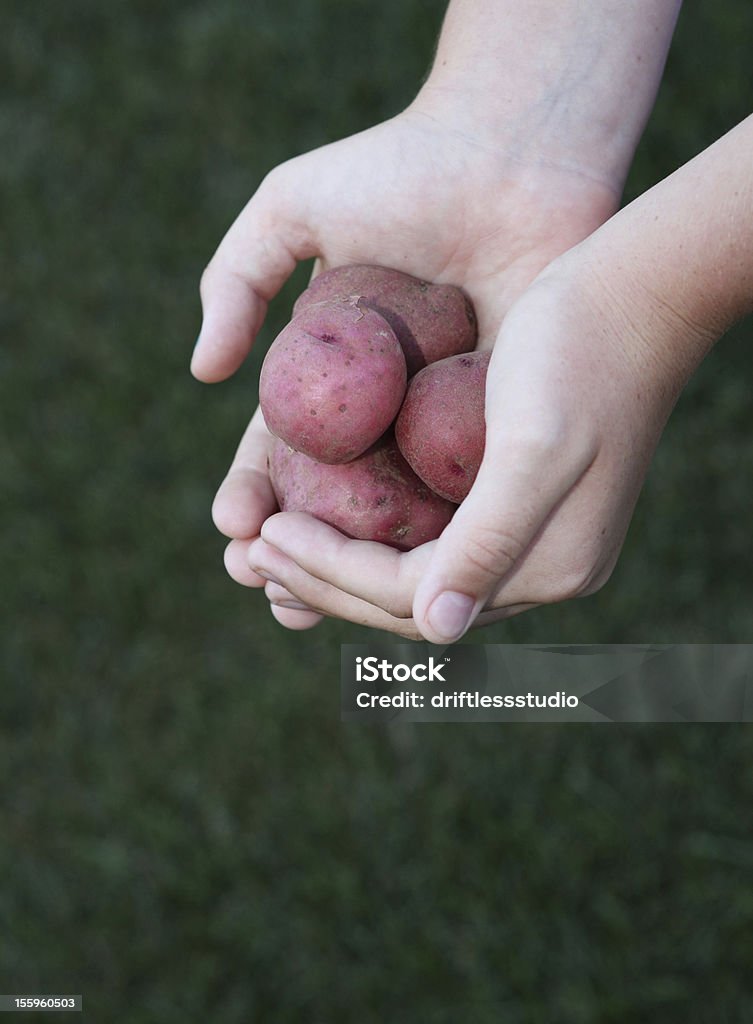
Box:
[259, 265, 489, 550]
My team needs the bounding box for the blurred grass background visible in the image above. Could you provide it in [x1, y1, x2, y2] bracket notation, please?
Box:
[3, 1, 753, 1019]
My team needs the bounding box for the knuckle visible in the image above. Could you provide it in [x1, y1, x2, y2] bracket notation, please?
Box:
[254, 161, 294, 217]
[260, 163, 286, 193]
[262, 157, 299, 190]
[258, 163, 284, 192]
[509, 419, 566, 461]
[502, 405, 571, 463]
[462, 526, 525, 582]
[503, 413, 597, 480]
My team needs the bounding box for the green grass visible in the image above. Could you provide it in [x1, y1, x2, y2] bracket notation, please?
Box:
[3, 1, 753, 1019]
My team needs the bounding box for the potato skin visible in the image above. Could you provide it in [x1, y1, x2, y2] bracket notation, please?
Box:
[259, 297, 406, 464]
[269, 434, 456, 550]
[293, 264, 477, 376]
[395, 351, 489, 503]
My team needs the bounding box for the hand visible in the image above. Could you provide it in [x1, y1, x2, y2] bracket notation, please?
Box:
[248, 104, 753, 642]
[195, 0, 687, 637]
[197, 106, 622, 631]
[249, 241, 711, 640]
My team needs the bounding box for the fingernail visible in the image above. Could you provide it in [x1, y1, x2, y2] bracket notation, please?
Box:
[426, 591, 475, 641]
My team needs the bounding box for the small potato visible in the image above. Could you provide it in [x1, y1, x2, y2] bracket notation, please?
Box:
[269, 433, 456, 550]
[259, 297, 406, 464]
[293, 264, 477, 376]
[395, 351, 489, 503]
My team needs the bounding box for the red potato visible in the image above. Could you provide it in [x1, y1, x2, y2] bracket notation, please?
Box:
[259, 297, 407, 464]
[269, 433, 456, 551]
[395, 351, 490, 503]
[293, 264, 477, 376]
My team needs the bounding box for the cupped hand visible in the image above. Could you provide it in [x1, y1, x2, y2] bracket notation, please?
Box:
[248, 242, 711, 641]
[196, 104, 622, 632]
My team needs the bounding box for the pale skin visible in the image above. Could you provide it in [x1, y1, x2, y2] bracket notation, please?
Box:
[193, 0, 747, 642]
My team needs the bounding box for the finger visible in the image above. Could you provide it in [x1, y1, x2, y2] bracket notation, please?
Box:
[248, 538, 423, 639]
[265, 580, 318, 612]
[265, 579, 325, 629]
[212, 406, 277, 539]
[224, 539, 267, 587]
[192, 162, 319, 382]
[259, 514, 545, 627]
[260, 512, 430, 619]
[413, 411, 595, 643]
[255, 530, 540, 625]
[269, 605, 325, 631]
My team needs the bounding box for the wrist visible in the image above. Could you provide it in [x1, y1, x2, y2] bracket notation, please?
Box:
[544, 232, 719, 399]
[409, 81, 629, 200]
[413, 0, 681, 198]
[558, 114, 753, 387]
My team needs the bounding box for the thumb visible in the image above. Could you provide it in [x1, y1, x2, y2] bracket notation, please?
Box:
[412, 417, 592, 644]
[192, 159, 319, 383]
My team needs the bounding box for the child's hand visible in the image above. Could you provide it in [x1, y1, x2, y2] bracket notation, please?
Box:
[197, 109, 620, 629]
